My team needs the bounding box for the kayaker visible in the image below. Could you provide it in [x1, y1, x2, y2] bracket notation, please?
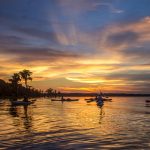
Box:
[23, 95, 29, 102]
[96, 95, 104, 106]
[61, 96, 64, 101]
[97, 95, 103, 102]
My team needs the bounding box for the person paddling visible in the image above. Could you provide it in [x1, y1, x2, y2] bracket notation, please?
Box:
[23, 95, 29, 102]
[96, 94, 104, 106]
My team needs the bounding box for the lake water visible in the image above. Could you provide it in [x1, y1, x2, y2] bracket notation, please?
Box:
[0, 97, 150, 149]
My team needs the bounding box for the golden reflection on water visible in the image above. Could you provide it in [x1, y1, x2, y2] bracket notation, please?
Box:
[9, 106, 33, 129]
[0, 97, 150, 149]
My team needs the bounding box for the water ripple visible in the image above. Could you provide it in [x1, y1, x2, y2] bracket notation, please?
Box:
[0, 97, 150, 149]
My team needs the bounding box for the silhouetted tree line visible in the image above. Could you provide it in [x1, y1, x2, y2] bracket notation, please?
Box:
[0, 70, 42, 98]
[45, 88, 61, 97]
[1, 72, 149, 99]
[0, 69, 61, 99]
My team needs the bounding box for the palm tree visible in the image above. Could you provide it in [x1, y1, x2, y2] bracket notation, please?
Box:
[9, 73, 21, 86]
[9, 73, 21, 98]
[19, 69, 32, 89]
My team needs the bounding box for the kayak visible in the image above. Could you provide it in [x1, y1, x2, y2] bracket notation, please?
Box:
[11, 101, 34, 106]
[51, 98, 79, 102]
[85, 98, 95, 101]
[86, 99, 95, 103]
[85, 97, 112, 103]
[102, 98, 112, 101]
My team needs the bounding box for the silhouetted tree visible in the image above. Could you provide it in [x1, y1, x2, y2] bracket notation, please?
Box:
[0, 79, 11, 97]
[57, 91, 61, 97]
[0, 70, 62, 99]
[9, 73, 21, 98]
[19, 69, 32, 89]
[46, 88, 53, 97]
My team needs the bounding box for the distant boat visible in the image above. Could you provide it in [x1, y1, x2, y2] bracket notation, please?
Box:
[11, 100, 34, 106]
[102, 97, 112, 101]
[85, 97, 112, 103]
[85, 98, 94, 101]
[85, 91, 112, 104]
[85, 98, 96, 103]
[99, 91, 112, 101]
[51, 98, 79, 102]
[86, 99, 95, 103]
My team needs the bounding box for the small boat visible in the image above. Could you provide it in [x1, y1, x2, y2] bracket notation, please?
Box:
[86, 99, 95, 103]
[51, 98, 79, 102]
[99, 91, 112, 102]
[86, 97, 112, 103]
[145, 100, 150, 103]
[85, 98, 94, 101]
[11, 101, 34, 106]
[102, 98, 112, 101]
[64, 99, 79, 102]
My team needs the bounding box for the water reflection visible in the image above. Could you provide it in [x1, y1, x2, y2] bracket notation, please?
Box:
[23, 106, 32, 130]
[9, 106, 19, 117]
[9, 104, 33, 131]
[99, 106, 105, 124]
[0, 97, 150, 149]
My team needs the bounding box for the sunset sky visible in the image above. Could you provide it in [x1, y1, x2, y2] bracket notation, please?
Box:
[0, 0, 150, 93]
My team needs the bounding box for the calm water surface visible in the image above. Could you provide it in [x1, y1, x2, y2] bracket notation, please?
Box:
[0, 97, 150, 149]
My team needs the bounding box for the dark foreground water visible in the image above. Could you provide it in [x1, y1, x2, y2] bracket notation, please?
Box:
[0, 97, 150, 150]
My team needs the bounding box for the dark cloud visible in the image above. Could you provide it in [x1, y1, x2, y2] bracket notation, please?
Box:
[0, 0, 60, 47]
[134, 83, 150, 91]
[122, 45, 150, 60]
[123, 82, 150, 93]
[0, 35, 26, 48]
[13, 26, 58, 43]
[107, 31, 139, 47]
[91, 70, 150, 82]
[0, 46, 79, 64]
[111, 73, 150, 82]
